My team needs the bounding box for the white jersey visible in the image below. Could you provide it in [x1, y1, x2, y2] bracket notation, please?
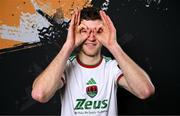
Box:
[60, 56, 123, 116]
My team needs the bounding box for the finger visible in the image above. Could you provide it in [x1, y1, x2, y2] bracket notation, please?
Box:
[77, 10, 81, 25]
[77, 23, 88, 32]
[99, 10, 108, 27]
[74, 10, 78, 25]
[100, 10, 114, 32]
[74, 8, 80, 25]
[102, 11, 112, 29]
[106, 15, 116, 31]
[69, 13, 75, 28]
[79, 23, 88, 29]
[67, 13, 75, 38]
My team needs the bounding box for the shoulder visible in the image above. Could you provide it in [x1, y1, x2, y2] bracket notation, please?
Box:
[103, 56, 117, 64]
[103, 56, 120, 68]
[65, 55, 76, 68]
[103, 56, 112, 62]
[69, 55, 76, 62]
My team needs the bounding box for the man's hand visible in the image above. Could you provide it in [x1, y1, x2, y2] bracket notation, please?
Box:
[94, 10, 118, 49]
[66, 10, 90, 50]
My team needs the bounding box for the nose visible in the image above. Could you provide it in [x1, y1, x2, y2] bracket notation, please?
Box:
[87, 30, 96, 41]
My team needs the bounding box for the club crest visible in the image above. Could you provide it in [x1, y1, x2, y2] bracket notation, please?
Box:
[86, 78, 98, 98]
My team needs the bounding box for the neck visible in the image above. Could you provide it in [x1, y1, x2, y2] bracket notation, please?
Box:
[78, 52, 102, 66]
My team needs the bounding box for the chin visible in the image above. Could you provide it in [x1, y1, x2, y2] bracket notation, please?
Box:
[81, 49, 99, 57]
[84, 51, 98, 57]
[80, 44, 101, 57]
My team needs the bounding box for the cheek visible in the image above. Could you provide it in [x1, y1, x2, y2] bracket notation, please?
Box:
[97, 40, 102, 45]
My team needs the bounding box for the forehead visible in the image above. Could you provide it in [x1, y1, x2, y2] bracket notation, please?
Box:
[80, 20, 103, 29]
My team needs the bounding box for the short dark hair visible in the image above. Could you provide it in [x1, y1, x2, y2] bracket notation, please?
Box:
[80, 7, 101, 21]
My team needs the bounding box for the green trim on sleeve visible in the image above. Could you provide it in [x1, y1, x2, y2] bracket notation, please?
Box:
[69, 55, 76, 62]
[103, 56, 112, 62]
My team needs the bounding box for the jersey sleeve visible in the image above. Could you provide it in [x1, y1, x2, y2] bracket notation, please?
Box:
[110, 60, 123, 86]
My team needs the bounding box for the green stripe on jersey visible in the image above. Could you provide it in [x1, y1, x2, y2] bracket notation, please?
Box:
[69, 55, 76, 62]
[103, 56, 112, 62]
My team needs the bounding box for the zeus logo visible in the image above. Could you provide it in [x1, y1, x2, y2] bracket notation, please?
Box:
[74, 99, 108, 110]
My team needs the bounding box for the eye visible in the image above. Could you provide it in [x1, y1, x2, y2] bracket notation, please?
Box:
[80, 28, 87, 33]
[97, 28, 103, 33]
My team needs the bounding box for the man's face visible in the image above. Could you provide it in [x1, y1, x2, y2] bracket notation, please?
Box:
[79, 19, 103, 57]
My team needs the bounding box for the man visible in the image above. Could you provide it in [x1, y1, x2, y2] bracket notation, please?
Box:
[31, 7, 155, 116]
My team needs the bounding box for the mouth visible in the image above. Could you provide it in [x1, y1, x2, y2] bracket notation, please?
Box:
[84, 43, 97, 47]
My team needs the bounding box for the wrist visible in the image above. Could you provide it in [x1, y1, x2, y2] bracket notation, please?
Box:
[108, 42, 123, 56]
[108, 42, 119, 51]
[62, 42, 75, 53]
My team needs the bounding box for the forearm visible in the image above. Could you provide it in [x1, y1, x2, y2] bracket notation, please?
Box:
[32, 42, 74, 103]
[108, 43, 155, 99]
